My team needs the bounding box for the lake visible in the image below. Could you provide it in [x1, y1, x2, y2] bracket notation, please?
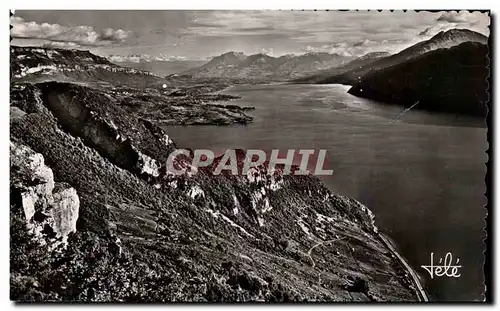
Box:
[163, 83, 487, 301]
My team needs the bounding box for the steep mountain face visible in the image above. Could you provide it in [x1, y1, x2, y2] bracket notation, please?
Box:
[315, 29, 488, 85]
[10, 47, 421, 302]
[400, 28, 488, 58]
[183, 52, 352, 81]
[348, 42, 489, 116]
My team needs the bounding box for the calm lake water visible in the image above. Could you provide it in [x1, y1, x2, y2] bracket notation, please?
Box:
[163, 83, 487, 301]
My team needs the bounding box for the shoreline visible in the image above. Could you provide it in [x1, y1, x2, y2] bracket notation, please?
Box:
[165, 81, 429, 300]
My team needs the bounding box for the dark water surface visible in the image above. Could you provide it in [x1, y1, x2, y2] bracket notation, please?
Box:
[163, 83, 487, 301]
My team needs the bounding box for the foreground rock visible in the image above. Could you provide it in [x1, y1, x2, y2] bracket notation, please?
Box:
[10, 80, 420, 302]
[10, 140, 79, 246]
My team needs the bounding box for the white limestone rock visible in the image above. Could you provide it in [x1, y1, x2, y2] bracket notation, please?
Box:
[10, 141, 80, 245]
[51, 183, 80, 243]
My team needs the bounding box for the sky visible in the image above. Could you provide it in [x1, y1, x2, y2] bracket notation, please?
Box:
[10, 10, 490, 62]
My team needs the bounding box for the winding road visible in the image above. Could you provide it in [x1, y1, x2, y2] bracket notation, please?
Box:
[306, 237, 345, 269]
[379, 233, 429, 302]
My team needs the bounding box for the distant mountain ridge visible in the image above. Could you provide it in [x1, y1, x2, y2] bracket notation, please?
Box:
[312, 29, 488, 85]
[112, 60, 207, 76]
[182, 51, 354, 80]
[358, 52, 392, 60]
[293, 51, 391, 84]
[10, 46, 166, 88]
[400, 28, 488, 57]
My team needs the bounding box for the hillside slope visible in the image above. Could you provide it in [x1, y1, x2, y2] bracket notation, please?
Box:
[316, 29, 488, 85]
[293, 52, 391, 84]
[347, 42, 489, 116]
[10, 82, 420, 302]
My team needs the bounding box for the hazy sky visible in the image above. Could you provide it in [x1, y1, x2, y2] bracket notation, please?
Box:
[11, 10, 490, 61]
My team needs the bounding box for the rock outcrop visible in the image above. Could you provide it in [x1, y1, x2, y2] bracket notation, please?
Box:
[10, 140, 79, 245]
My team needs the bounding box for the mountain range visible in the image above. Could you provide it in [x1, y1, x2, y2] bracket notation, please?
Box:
[300, 29, 488, 85]
[11, 28, 489, 117]
[182, 52, 354, 81]
[181, 28, 487, 91]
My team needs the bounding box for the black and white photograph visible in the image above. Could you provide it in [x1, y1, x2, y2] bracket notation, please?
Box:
[9, 9, 490, 302]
